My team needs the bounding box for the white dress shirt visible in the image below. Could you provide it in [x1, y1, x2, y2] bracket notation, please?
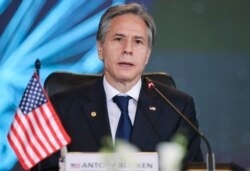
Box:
[103, 76, 141, 143]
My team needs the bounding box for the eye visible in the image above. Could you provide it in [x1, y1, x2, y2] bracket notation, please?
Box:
[114, 37, 123, 42]
[135, 39, 143, 45]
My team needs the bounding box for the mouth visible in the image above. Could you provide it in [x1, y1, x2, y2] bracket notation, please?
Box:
[118, 62, 134, 67]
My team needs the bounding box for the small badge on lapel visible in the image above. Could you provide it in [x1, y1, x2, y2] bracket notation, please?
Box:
[149, 106, 156, 111]
[91, 111, 97, 117]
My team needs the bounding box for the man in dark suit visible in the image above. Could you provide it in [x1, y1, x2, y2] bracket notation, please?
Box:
[32, 2, 203, 170]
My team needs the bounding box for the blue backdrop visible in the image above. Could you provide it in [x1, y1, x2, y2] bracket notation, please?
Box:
[0, 0, 153, 170]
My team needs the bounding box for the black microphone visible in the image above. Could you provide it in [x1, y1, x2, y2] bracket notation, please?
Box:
[145, 77, 215, 171]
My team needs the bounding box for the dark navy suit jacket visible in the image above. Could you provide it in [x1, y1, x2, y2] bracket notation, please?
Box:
[31, 77, 203, 170]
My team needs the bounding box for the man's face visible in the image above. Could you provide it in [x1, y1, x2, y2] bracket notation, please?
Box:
[98, 14, 151, 85]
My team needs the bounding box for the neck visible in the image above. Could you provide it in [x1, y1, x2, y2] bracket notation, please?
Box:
[104, 75, 141, 93]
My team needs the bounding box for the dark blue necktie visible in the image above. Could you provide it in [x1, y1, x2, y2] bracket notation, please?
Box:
[113, 95, 132, 142]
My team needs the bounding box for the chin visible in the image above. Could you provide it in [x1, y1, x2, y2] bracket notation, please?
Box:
[117, 75, 139, 82]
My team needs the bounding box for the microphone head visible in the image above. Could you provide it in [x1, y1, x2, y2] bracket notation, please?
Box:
[145, 77, 155, 89]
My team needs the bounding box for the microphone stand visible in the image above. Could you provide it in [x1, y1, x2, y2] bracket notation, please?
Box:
[145, 77, 215, 171]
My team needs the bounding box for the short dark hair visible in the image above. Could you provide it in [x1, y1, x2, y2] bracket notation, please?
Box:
[97, 3, 156, 48]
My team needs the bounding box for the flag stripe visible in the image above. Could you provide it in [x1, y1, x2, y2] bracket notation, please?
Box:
[20, 110, 48, 158]
[9, 122, 36, 168]
[44, 103, 69, 145]
[34, 108, 57, 152]
[27, 111, 51, 155]
[35, 107, 60, 150]
[14, 112, 40, 163]
[16, 110, 45, 160]
[8, 131, 32, 170]
[47, 102, 70, 143]
[32, 109, 54, 154]
[40, 105, 64, 148]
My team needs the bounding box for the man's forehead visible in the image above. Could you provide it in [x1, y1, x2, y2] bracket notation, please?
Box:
[108, 16, 147, 36]
[110, 14, 147, 29]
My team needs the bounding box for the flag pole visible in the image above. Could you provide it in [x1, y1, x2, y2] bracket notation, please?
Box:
[35, 59, 41, 171]
[35, 59, 41, 77]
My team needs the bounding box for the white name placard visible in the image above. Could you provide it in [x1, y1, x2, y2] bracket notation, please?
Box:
[64, 152, 158, 171]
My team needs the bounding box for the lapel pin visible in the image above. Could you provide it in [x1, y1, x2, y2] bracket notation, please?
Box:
[149, 106, 156, 111]
[91, 111, 97, 117]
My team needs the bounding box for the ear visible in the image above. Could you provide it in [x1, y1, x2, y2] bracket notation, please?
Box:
[97, 41, 103, 60]
[145, 48, 151, 65]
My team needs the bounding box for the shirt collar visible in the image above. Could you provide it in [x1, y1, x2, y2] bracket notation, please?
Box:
[103, 76, 141, 102]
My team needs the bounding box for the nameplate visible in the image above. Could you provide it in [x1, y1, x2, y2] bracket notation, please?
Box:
[65, 152, 158, 171]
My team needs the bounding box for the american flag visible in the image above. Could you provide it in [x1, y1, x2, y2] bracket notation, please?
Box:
[7, 72, 71, 170]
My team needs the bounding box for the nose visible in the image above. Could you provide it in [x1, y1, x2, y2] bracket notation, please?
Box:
[123, 39, 133, 55]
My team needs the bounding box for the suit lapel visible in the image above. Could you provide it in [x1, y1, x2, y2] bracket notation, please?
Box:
[81, 78, 112, 148]
[131, 80, 164, 150]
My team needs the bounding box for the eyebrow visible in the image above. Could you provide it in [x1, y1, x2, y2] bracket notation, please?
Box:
[113, 33, 126, 38]
[114, 33, 145, 40]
